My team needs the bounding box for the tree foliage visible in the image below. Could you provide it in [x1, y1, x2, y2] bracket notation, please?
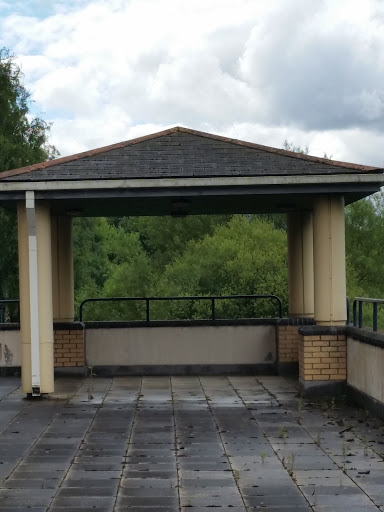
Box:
[345, 192, 384, 297]
[75, 215, 233, 320]
[75, 218, 155, 320]
[0, 48, 58, 171]
[116, 215, 231, 270]
[153, 215, 287, 320]
[77, 215, 288, 321]
[0, 48, 58, 307]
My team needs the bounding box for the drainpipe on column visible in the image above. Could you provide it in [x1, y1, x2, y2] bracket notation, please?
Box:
[25, 191, 41, 396]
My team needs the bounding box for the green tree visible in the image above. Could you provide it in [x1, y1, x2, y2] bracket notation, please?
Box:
[345, 192, 384, 329]
[345, 192, 384, 298]
[152, 215, 288, 320]
[0, 48, 58, 171]
[73, 218, 111, 307]
[117, 215, 231, 269]
[0, 48, 58, 311]
[0, 208, 18, 304]
[74, 218, 156, 320]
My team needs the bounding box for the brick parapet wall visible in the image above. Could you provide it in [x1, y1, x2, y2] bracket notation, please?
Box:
[278, 325, 301, 363]
[299, 334, 346, 381]
[54, 328, 85, 368]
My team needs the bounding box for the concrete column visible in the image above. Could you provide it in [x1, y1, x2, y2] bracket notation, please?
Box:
[313, 195, 347, 325]
[51, 216, 74, 322]
[287, 211, 314, 317]
[18, 200, 54, 394]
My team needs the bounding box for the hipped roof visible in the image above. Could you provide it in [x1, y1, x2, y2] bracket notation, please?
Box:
[1, 126, 382, 182]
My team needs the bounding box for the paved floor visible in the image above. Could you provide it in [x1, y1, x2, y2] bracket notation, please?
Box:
[0, 376, 383, 511]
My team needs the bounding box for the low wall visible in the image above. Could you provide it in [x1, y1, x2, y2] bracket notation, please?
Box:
[85, 322, 276, 374]
[0, 320, 279, 374]
[0, 324, 85, 373]
[347, 328, 384, 413]
[0, 326, 21, 367]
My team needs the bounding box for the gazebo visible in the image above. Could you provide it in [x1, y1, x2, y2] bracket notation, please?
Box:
[0, 126, 382, 395]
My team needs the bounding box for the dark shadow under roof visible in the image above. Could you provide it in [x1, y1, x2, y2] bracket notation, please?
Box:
[1, 127, 382, 182]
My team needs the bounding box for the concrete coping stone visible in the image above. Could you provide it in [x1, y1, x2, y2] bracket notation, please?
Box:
[278, 317, 315, 326]
[0, 316, 314, 331]
[346, 325, 384, 349]
[53, 322, 85, 331]
[0, 322, 19, 331]
[300, 324, 384, 350]
[0, 321, 85, 331]
[84, 317, 314, 329]
[299, 325, 346, 336]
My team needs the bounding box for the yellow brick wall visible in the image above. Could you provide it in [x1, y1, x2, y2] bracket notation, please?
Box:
[299, 334, 346, 381]
[54, 329, 85, 367]
[278, 325, 301, 363]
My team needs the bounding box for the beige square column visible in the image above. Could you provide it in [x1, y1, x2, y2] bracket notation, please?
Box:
[287, 211, 314, 318]
[51, 216, 74, 322]
[18, 198, 54, 394]
[279, 212, 314, 371]
[313, 195, 347, 326]
[298, 195, 347, 395]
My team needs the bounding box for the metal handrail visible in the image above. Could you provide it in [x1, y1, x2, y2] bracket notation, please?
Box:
[0, 299, 20, 323]
[346, 296, 350, 325]
[79, 294, 283, 322]
[352, 297, 384, 331]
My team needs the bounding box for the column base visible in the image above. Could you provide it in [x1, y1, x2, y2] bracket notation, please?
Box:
[25, 393, 49, 400]
[298, 326, 347, 389]
[277, 361, 299, 376]
[316, 321, 346, 326]
[299, 377, 346, 397]
[289, 314, 314, 319]
[54, 323, 85, 369]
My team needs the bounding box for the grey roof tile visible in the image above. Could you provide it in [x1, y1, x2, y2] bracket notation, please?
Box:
[1, 127, 381, 182]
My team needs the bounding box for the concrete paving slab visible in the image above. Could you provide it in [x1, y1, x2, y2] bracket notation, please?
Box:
[0, 375, 382, 511]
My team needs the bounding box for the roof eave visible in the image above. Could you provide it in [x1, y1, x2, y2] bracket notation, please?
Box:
[0, 173, 383, 193]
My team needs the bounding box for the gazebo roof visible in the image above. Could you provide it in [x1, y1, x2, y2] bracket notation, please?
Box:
[1, 126, 381, 182]
[0, 127, 382, 217]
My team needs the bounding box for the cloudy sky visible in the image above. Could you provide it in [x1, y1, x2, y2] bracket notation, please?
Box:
[1, 0, 383, 166]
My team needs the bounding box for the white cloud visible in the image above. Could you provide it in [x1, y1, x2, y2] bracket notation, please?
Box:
[0, 0, 383, 167]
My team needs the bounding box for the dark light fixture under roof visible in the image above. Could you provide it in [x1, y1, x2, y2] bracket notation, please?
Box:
[170, 198, 191, 218]
[65, 208, 85, 216]
[276, 202, 296, 212]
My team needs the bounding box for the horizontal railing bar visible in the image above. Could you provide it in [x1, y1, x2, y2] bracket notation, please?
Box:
[80, 295, 280, 302]
[354, 297, 384, 304]
[79, 294, 282, 322]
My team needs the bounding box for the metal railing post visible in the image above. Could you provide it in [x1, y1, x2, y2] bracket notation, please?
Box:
[358, 301, 363, 328]
[353, 300, 357, 326]
[346, 297, 350, 325]
[373, 302, 378, 332]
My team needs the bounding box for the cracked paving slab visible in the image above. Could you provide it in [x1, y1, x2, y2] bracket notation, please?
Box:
[0, 375, 382, 510]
